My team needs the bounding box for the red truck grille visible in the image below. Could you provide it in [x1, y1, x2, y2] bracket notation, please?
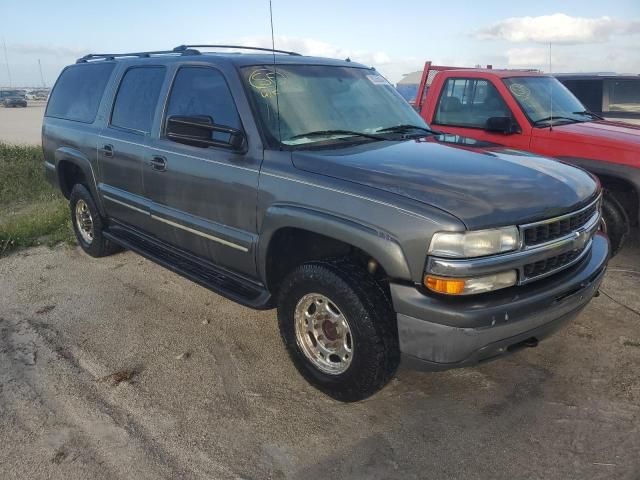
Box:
[522, 201, 599, 247]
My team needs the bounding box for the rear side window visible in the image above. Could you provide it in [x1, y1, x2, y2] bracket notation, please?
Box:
[111, 66, 166, 134]
[46, 63, 115, 123]
[434, 78, 512, 128]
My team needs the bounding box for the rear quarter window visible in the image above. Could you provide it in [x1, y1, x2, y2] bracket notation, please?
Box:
[46, 63, 115, 123]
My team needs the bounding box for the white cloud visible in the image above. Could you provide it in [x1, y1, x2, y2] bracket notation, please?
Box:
[475, 14, 640, 44]
[503, 45, 640, 75]
[9, 43, 88, 58]
[230, 35, 419, 83]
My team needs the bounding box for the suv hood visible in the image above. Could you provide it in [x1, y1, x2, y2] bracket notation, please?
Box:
[292, 135, 599, 230]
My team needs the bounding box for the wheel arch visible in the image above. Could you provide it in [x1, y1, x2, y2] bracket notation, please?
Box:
[258, 205, 413, 293]
[54, 147, 105, 215]
[558, 157, 640, 227]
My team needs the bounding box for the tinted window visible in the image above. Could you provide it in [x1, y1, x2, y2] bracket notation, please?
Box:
[165, 67, 241, 139]
[46, 63, 115, 123]
[435, 78, 512, 128]
[111, 67, 166, 133]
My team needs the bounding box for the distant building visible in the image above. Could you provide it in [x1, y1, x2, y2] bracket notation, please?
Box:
[396, 71, 423, 104]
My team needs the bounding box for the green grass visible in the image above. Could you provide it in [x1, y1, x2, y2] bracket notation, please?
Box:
[0, 143, 74, 256]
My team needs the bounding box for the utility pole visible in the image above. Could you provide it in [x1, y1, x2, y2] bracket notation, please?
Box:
[38, 59, 46, 87]
[2, 37, 11, 88]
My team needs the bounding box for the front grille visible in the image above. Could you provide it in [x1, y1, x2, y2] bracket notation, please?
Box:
[523, 202, 598, 247]
[523, 248, 584, 280]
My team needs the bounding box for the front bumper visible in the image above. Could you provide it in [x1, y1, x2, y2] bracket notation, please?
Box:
[392, 232, 609, 370]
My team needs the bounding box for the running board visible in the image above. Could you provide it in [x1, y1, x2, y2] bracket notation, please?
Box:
[103, 224, 272, 310]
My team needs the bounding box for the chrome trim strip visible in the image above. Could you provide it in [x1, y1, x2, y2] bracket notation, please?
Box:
[519, 239, 592, 285]
[520, 194, 601, 230]
[427, 210, 601, 280]
[44, 161, 56, 171]
[150, 214, 249, 252]
[103, 195, 149, 215]
[103, 194, 248, 252]
[521, 211, 600, 251]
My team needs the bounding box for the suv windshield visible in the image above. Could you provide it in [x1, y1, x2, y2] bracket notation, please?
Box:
[241, 65, 430, 147]
[503, 76, 593, 126]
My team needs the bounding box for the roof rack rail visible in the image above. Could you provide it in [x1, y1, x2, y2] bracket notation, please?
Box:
[173, 44, 302, 56]
[76, 48, 200, 63]
[76, 44, 302, 64]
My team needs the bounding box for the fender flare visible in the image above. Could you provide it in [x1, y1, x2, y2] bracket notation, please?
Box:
[54, 147, 105, 215]
[558, 156, 640, 225]
[257, 205, 413, 286]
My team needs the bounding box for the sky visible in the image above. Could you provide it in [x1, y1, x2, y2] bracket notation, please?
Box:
[1, 0, 639, 87]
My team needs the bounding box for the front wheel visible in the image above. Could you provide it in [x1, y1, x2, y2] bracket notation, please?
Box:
[600, 191, 630, 257]
[277, 259, 399, 402]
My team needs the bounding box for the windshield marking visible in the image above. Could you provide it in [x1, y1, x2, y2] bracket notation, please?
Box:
[248, 68, 288, 98]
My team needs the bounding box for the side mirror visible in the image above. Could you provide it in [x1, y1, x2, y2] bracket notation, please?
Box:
[485, 116, 520, 135]
[166, 115, 246, 151]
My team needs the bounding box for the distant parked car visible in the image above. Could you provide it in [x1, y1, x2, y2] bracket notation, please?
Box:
[2, 96, 28, 108]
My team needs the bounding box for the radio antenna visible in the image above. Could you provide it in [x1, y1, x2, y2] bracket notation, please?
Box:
[269, 0, 283, 146]
[549, 42, 553, 131]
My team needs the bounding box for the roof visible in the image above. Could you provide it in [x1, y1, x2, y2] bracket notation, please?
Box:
[554, 73, 640, 81]
[74, 45, 369, 70]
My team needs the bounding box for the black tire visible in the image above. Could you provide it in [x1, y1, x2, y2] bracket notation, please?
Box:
[601, 191, 630, 257]
[69, 184, 121, 257]
[277, 259, 400, 402]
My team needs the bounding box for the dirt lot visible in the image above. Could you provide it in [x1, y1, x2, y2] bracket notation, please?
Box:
[0, 232, 639, 479]
[0, 102, 46, 145]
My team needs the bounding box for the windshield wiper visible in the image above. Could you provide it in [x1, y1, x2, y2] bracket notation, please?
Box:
[533, 116, 582, 126]
[287, 129, 383, 141]
[572, 110, 604, 120]
[375, 124, 437, 135]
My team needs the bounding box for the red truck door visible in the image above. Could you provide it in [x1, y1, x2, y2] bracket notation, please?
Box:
[423, 75, 532, 150]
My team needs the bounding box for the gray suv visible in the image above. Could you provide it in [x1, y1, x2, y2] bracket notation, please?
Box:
[43, 45, 609, 401]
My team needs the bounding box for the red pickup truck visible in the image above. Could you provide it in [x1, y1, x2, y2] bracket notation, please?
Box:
[415, 62, 640, 255]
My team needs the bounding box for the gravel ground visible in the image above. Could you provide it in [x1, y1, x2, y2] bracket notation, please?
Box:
[0, 102, 46, 145]
[0, 232, 639, 480]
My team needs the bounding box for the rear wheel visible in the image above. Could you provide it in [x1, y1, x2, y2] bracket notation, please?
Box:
[600, 191, 630, 257]
[69, 184, 121, 257]
[277, 259, 399, 402]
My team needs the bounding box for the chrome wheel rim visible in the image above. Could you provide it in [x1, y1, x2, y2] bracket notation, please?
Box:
[294, 293, 353, 375]
[75, 199, 94, 244]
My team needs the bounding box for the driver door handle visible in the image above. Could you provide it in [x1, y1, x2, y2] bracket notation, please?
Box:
[149, 155, 167, 172]
[100, 144, 114, 157]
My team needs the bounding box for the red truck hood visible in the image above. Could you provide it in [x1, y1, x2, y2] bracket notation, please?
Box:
[553, 120, 640, 156]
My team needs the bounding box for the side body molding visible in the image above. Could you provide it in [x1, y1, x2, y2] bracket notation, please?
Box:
[53, 146, 105, 214]
[257, 205, 413, 285]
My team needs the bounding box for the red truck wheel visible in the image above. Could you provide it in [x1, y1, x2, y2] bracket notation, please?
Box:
[600, 191, 630, 257]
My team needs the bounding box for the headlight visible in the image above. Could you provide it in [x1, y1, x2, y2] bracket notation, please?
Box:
[425, 270, 517, 295]
[428, 226, 520, 258]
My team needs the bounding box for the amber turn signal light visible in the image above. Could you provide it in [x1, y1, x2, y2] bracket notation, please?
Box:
[424, 275, 466, 295]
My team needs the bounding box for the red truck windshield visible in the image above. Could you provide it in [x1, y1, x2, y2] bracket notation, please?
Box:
[503, 77, 593, 126]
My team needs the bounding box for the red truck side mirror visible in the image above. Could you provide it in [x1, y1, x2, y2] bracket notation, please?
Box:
[485, 116, 521, 135]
